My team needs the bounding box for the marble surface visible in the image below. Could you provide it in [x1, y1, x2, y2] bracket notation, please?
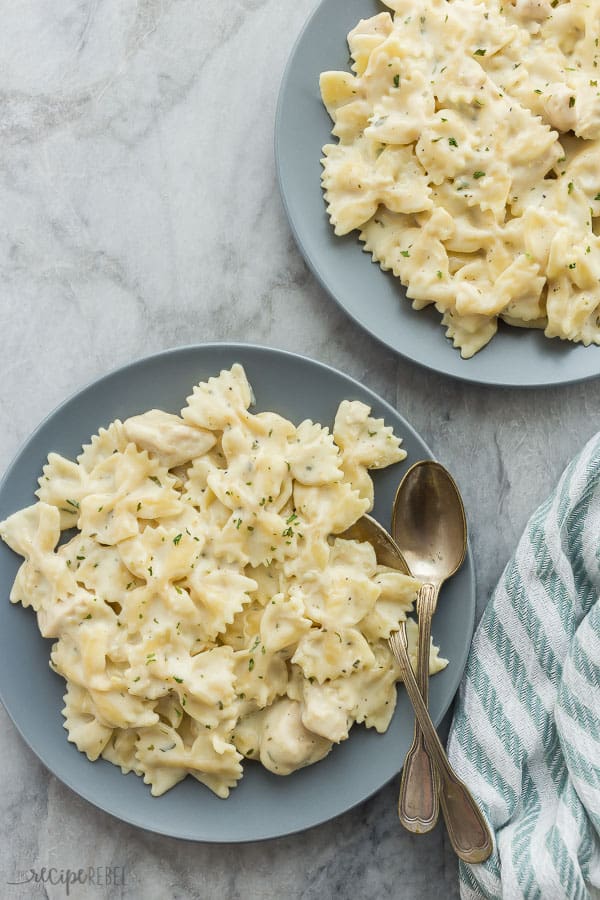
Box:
[1, 1, 600, 898]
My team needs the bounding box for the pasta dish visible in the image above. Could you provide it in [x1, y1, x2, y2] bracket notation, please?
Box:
[320, 0, 600, 356]
[0, 365, 446, 797]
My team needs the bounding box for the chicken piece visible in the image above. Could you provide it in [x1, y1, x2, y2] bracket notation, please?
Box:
[123, 409, 216, 469]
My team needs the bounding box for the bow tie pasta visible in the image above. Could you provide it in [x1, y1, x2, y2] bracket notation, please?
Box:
[320, 0, 600, 357]
[0, 365, 447, 797]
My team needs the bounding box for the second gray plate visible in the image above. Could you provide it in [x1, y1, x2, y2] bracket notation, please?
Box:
[275, 0, 600, 387]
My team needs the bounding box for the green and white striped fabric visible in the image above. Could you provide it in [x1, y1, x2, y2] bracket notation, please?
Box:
[448, 434, 600, 900]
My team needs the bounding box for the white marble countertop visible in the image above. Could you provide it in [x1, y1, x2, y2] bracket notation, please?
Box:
[2, 1, 599, 898]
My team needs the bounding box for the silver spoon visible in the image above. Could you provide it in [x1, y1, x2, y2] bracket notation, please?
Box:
[392, 461, 467, 834]
[341, 515, 492, 865]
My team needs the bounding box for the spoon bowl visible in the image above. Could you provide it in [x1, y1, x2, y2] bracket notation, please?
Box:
[340, 514, 410, 573]
[392, 460, 467, 585]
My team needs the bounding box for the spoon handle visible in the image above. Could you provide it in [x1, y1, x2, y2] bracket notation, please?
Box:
[389, 626, 493, 864]
[398, 583, 440, 832]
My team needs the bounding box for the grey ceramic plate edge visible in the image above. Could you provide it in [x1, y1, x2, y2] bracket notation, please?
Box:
[274, 0, 600, 388]
[0, 342, 475, 842]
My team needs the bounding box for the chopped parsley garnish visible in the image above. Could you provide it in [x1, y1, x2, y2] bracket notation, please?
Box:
[173, 533, 182, 545]
[569, 96, 575, 107]
[474, 48, 486, 56]
[173, 676, 184, 684]
[400, 249, 410, 257]
[66, 498, 80, 509]
[393, 74, 400, 88]
[436, 270, 443, 279]
[568, 182, 574, 194]
[473, 171, 485, 179]
[149, 476, 161, 486]
[248, 658, 255, 671]
[448, 137, 458, 147]
[286, 512, 298, 524]
[568, 262, 576, 269]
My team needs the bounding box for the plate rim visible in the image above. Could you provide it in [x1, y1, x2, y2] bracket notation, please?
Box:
[0, 341, 476, 842]
[274, 0, 600, 390]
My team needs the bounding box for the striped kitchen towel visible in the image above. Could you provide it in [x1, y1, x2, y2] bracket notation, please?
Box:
[447, 433, 600, 900]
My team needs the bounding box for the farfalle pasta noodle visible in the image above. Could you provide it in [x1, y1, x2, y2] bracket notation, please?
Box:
[320, 0, 600, 356]
[0, 365, 447, 797]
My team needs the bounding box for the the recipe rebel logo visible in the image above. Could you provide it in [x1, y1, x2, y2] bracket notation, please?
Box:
[7, 866, 128, 895]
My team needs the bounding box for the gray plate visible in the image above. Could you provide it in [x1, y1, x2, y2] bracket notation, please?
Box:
[275, 0, 600, 388]
[0, 344, 475, 841]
